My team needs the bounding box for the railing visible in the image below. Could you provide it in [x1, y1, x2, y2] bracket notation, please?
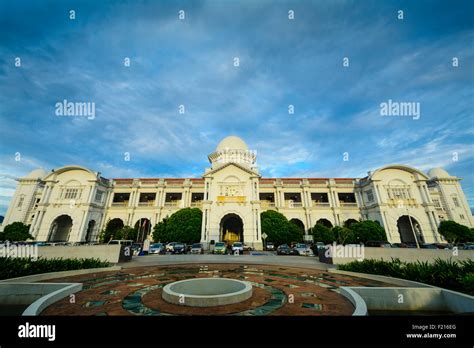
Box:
[138, 201, 155, 207]
[260, 200, 276, 209]
[164, 200, 181, 207]
[285, 200, 303, 208]
[111, 201, 129, 207]
[340, 202, 358, 208]
[312, 201, 330, 207]
[190, 201, 203, 207]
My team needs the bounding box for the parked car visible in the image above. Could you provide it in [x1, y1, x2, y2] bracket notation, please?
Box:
[232, 242, 244, 255]
[213, 242, 227, 254]
[433, 243, 452, 250]
[190, 243, 204, 254]
[108, 240, 133, 246]
[365, 240, 392, 248]
[166, 242, 178, 252]
[463, 243, 474, 250]
[277, 244, 296, 255]
[265, 242, 275, 251]
[293, 243, 314, 256]
[149, 243, 165, 254]
[130, 243, 142, 256]
[172, 243, 187, 254]
[420, 243, 437, 249]
[243, 243, 253, 251]
[391, 243, 408, 248]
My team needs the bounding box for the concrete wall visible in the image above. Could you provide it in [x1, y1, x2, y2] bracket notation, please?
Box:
[345, 286, 474, 313]
[330, 248, 474, 264]
[37, 244, 122, 263]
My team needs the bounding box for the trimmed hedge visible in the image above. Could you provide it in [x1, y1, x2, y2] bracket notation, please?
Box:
[338, 258, 474, 296]
[0, 257, 110, 280]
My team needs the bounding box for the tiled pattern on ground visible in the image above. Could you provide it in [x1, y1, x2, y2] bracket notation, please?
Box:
[41, 264, 391, 316]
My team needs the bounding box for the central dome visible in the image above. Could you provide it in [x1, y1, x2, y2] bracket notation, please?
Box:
[427, 167, 451, 179]
[23, 168, 48, 180]
[216, 136, 248, 151]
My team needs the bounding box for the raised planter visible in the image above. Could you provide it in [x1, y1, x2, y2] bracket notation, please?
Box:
[162, 278, 253, 307]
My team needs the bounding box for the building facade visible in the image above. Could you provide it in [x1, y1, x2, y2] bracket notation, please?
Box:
[2, 136, 473, 249]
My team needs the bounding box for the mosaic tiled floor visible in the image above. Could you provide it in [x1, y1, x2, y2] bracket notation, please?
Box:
[41, 264, 391, 316]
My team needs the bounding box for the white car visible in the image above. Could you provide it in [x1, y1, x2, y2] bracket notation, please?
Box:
[232, 242, 244, 255]
[293, 243, 314, 256]
[166, 242, 177, 252]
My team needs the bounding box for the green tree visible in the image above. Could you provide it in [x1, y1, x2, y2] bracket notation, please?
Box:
[152, 208, 202, 244]
[0, 222, 33, 241]
[438, 220, 473, 243]
[288, 222, 304, 243]
[260, 210, 301, 245]
[152, 217, 169, 242]
[332, 226, 353, 244]
[115, 226, 138, 241]
[99, 219, 125, 243]
[349, 220, 387, 243]
[311, 223, 334, 244]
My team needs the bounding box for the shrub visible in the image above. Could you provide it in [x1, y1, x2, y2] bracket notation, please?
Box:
[0, 257, 110, 280]
[338, 258, 474, 296]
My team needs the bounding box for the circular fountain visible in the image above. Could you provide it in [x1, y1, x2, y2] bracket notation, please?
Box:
[162, 278, 253, 307]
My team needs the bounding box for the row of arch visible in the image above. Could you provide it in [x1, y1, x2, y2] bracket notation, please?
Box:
[288, 218, 359, 230]
[47, 216, 152, 242]
[47, 214, 425, 245]
[290, 216, 425, 244]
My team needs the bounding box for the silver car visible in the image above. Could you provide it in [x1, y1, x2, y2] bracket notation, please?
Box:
[190, 243, 204, 254]
[149, 243, 165, 254]
[293, 243, 314, 256]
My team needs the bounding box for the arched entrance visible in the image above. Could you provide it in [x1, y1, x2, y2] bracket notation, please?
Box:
[316, 218, 333, 228]
[85, 220, 96, 242]
[135, 218, 151, 242]
[220, 213, 243, 243]
[289, 218, 305, 233]
[49, 215, 73, 242]
[397, 215, 424, 244]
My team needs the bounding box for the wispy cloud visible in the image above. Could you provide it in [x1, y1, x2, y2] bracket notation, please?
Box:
[0, 0, 473, 215]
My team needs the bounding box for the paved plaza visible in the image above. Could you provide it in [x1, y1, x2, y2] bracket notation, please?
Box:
[41, 260, 392, 316]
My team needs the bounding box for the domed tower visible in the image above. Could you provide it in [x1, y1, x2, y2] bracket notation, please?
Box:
[427, 167, 473, 227]
[207, 135, 257, 170]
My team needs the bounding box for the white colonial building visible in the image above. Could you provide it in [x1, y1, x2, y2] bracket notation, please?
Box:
[2, 136, 473, 249]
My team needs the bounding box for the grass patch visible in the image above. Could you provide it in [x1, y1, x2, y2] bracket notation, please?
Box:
[0, 257, 111, 280]
[338, 258, 474, 296]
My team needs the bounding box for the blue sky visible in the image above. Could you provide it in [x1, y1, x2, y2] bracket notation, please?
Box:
[0, 0, 473, 215]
